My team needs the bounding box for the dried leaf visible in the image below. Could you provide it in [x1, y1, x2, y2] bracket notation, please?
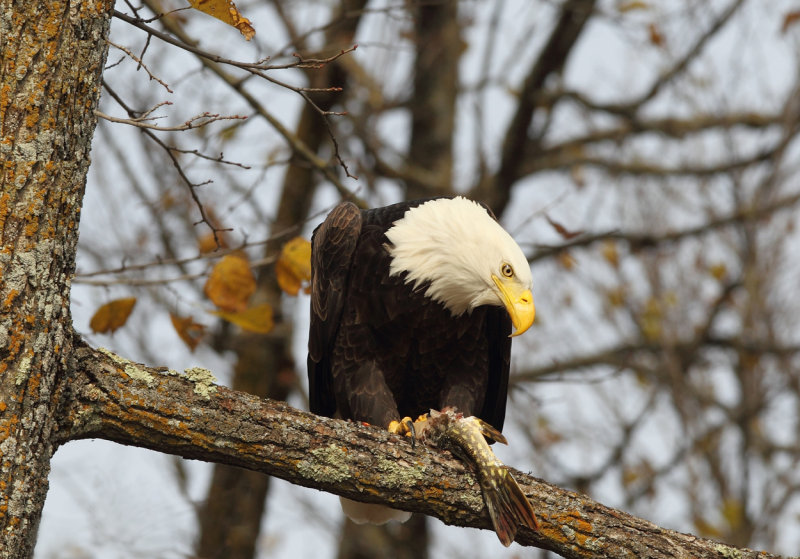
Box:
[782, 11, 800, 33]
[709, 263, 727, 280]
[89, 297, 137, 334]
[276, 237, 312, 296]
[170, 313, 206, 351]
[606, 287, 626, 308]
[545, 215, 583, 240]
[721, 498, 744, 530]
[693, 515, 723, 539]
[211, 302, 274, 334]
[618, 1, 650, 12]
[640, 297, 662, 340]
[570, 165, 586, 188]
[557, 251, 576, 270]
[198, 231, 229, 254]
[188, 0, 255, 40]
[601, 240, 619, 268]
[204, 253, 256, 312]
[648, 22, 665, 48]
[535, 415, 563, 445]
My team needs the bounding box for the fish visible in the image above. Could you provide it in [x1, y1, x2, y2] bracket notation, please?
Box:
[418, 409, 539, 546]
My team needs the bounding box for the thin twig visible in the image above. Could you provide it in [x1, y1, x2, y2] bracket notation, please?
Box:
[95, 110, 247, 132]
[106, 39, 174, 93]
[101, 80, 232, 246]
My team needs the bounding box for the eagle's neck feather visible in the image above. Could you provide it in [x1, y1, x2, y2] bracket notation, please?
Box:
[384, 197, 505, 316]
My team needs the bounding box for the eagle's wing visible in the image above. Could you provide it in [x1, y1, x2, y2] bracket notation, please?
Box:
[480, 306, 512, 432]
[474, 200, 512, 432]
[307, 201, 362, 418]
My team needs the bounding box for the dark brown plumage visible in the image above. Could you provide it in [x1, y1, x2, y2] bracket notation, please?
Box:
[307, 198, 511, 432]
[306, 197, 538, 538]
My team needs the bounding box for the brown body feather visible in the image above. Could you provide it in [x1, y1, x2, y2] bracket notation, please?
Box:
[307, 199, 511, 430]
[307, 199, 537, 543]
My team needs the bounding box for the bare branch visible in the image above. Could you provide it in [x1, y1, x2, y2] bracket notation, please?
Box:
[72, 254, 277, 287]
[95, 110, 246, 132]
[106, 39, 173, 93]
[60, 343, 783, 559]
[488, 0, 597, 214]
[127, 2, 366, 206]
[101, 81, 233, 245]
[527, 190, 800, 263]
[513, 336, 800, 383]
[562, 0, 746, 117]
[114, 6, 360, 183]
[112, 9, 352, 75]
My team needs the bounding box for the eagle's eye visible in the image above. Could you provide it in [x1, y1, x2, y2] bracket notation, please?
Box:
[501, 263, 514, 278]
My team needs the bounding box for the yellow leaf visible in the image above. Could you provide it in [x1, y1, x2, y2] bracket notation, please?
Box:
[709, 263, 727, 280]
[198, 231, 229, 254]
[170, 313, 206, 352]
[89, 297, 137, 334]
[188, 0, 255, 40]
[557, 251, 576, 270]
[640, 297, 662, 340]
[721, 498, 743, 530]
[276, 237, 311, 296]
[693, 515, 723, 539]
[602, 240, 619, 268]
[606, 287, 626, 308]
[204, 253, 256, 312]
[211, 302, 274, 334]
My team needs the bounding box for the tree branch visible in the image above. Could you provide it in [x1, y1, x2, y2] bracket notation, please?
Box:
[58, 340, 782, 559]
[488, 0, 597, 214]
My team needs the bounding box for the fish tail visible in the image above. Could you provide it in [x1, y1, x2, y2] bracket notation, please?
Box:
[421, 411, 539, 545]
[479, 462, 539, 546]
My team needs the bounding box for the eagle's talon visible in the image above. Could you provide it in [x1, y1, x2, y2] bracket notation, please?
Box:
[388, 417, 415, 437]
[403, 417, 416, 447]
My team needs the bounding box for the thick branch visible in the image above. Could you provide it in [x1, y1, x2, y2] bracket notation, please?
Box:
[58, 341, 781, 559]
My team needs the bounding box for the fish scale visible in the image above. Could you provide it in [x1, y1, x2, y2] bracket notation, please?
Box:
[418, 409, 539, 546]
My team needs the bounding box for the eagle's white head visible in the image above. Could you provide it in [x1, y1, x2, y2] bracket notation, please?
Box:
[385, 197, 535, 336]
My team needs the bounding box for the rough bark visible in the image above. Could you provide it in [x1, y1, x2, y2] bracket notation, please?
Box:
[53, 343, 782, 559]
[0, 1, 115, 556]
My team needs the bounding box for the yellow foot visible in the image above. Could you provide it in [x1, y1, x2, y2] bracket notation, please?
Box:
[388, 417, 415, 437]
[388, 415, 432, 447]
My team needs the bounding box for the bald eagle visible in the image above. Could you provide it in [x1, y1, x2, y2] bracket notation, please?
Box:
[307, 196, 535, 526]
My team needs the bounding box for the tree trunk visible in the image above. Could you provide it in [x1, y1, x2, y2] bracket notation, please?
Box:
[405, 0, 460, 199]
[0, 1, 114, 557]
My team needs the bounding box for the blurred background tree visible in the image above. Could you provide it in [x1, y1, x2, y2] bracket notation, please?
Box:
[40, 0, 800, 557]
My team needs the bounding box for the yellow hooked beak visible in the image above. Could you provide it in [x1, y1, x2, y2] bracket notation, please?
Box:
[492, 275, 535, 337]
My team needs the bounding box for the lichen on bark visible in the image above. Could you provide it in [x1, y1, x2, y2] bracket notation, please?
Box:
[0, 2, 116, 557]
